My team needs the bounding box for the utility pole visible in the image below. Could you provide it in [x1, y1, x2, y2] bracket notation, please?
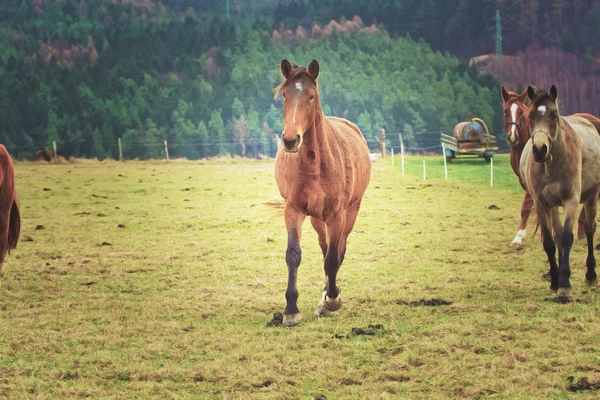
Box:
[495, 10, 502, 60]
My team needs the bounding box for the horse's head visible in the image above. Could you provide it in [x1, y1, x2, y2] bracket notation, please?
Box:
[527, 85, 560, 163]
[276, 59, 320, 153]
[501, 86, 529, 146]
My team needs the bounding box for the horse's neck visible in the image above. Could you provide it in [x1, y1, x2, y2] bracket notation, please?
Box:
[546, 118, 577, 173]
[300, 109, 333, 163]
[510, 122, 530, 174]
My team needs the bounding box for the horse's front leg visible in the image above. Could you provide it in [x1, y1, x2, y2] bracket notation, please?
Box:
[537, 206, 559, 292]
[315, 213, 346, 317]
[282, 204, 306, 327]
[512, 192, 533, 246]
[557, 199, 579, 298]
[583, 198, 598, 286]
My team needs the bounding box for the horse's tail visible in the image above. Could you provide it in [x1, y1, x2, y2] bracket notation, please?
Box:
[8, 199, 20, 252]
[262, 199, 285, 218]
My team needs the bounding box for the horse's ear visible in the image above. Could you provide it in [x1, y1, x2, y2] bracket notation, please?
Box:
[281, 59, 293, 79]
[307, 59, 319, 81]
[501, 86, 509, 103]
[549, 85, 558, 101]
[527, 86, 537, 101]
[519, 88, 528, 103]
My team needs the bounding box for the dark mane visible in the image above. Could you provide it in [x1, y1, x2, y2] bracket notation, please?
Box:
[274, 65, 310, 99]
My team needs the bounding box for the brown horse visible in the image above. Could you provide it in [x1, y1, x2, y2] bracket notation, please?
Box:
[0, 145, 21, 277]
[520, 85, 600, 298]
[502, 87, 600, 246]
[35, 149, 69, 162]
[268, 59, 371, 326]
[501, 87, 533, 246]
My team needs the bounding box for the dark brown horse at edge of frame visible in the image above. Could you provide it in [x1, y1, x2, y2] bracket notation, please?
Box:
[501, 86, 600, 247]
[265, 59, 371, 326]
[520, 85, 600, 298]
[35, 149, 69, 162]
[0, 144, 21, 277]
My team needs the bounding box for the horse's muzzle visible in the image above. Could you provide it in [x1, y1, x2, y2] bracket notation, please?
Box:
[507, 133, 519, 145]
[532, 143, 548, 162]
[283, 135, 301, 153]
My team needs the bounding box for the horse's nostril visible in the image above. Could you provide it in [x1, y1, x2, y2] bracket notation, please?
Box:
[296, 135, 301, 143]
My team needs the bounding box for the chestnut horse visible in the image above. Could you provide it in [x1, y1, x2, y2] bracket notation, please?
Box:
[501, 87, 534, 245]
[520, 86, 600, 298]
[501, 87, 596, 245]
[268, 59, 371, 326]
[0, 145, 21, 277]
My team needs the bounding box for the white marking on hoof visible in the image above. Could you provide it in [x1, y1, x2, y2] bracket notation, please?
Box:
[511, 229, 526, 246]
[585, 278, 598, 287]
[282, 313, 302, 327]
[557, 287, 573, 299]
[315, 291, 331, 317]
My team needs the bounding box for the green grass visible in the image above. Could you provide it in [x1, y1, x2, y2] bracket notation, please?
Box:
[2, 155, 600, 399]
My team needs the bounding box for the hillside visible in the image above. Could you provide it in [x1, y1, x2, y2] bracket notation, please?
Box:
[0, 0, 499, 159]
[157, 1, 600, 57]
[471, 46, 600, 116]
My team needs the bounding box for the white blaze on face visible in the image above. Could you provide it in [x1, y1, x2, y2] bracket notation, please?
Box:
[510, 103, 518, 142]
[537, 105, 546, 115]
[292, 82, 303, 124]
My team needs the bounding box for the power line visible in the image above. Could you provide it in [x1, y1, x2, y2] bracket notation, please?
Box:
[500, 10, 599, 64]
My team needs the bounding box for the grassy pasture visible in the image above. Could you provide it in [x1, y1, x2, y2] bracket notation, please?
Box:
[2, 155, 600, 399]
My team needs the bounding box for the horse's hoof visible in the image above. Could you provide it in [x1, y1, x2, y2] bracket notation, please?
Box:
[324, 295, 341, 312]
[542, 273, 552, 283]
[511, 239, 523, 246]
[585, 278, 598, 287]
[557, 287, 573, 299]
[282, 313, 302, 327]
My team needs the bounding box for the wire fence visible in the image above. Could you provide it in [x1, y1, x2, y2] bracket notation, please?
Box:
[6, 128, 511, 161]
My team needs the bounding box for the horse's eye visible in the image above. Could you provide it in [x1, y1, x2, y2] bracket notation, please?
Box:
[282, 92, 286, 98]
[309, 95, 314, 101]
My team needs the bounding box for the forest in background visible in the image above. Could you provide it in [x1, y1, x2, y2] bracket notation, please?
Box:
[0, 0, 598, 159]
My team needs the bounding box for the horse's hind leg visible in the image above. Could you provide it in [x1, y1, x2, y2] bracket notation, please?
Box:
[577, 207, 586, 240]
[583, 198, 597, 286]
[512, 192, 532, 246]
[282, 204, 306, 327]
[0, 208, 9, 278]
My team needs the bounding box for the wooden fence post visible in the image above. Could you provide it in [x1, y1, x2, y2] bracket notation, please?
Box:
[164, 140, 170, 161]
[52, 141, 57, 163]
[118, 138, 123, 161]
[378, 128, 386, 158]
